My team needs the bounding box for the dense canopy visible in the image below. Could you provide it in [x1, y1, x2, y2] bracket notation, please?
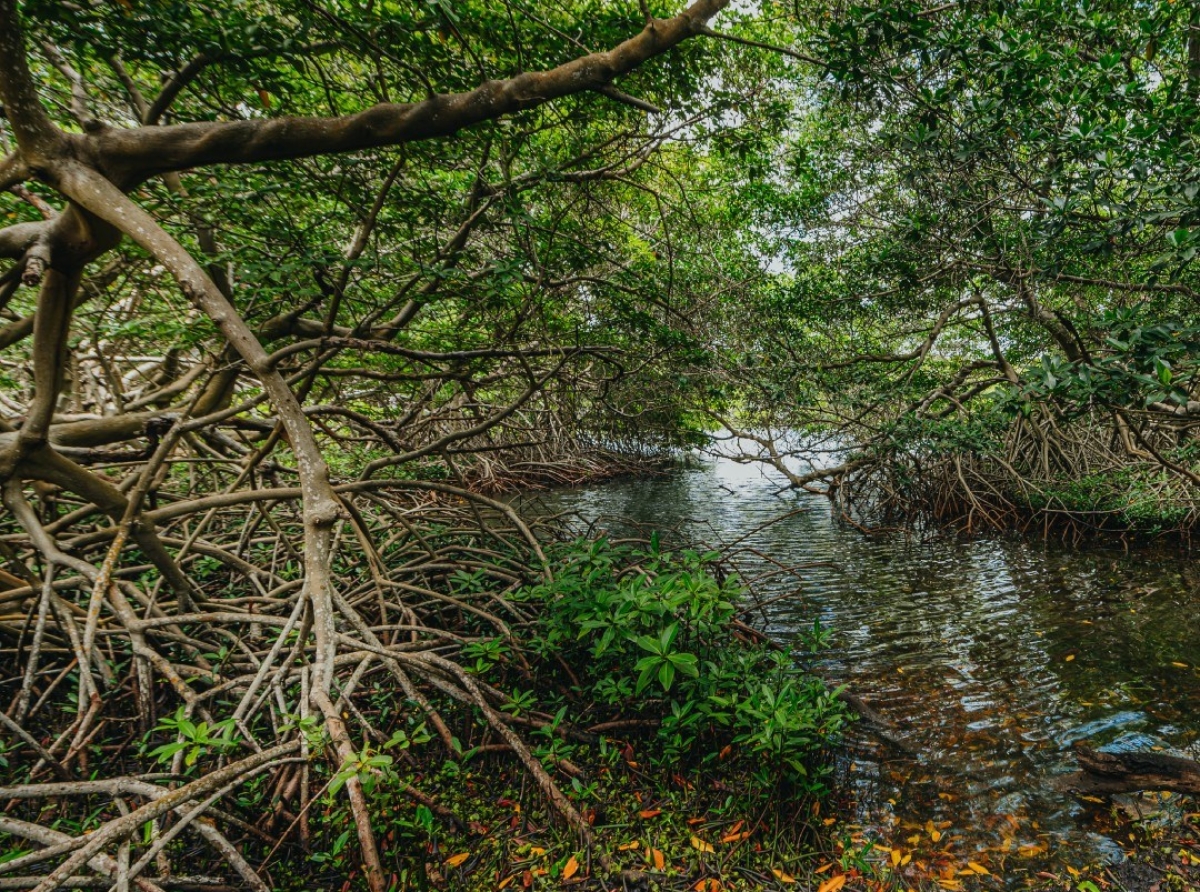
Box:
[2, 0, 1200, 888]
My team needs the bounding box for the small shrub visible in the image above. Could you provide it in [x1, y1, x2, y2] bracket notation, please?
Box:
[514, 537, 850, 793]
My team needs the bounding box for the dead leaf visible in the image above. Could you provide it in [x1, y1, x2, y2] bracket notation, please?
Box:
[639, 809, 662, 819]
[445, 853, 469, 868]
[651, 848, 665, 870]
[691, 835, 715, 853]
[772, 868, 797, 884]
[562, 856, 579, 880]
[967, 862, 989, 875]
[817, 875, 846, 892]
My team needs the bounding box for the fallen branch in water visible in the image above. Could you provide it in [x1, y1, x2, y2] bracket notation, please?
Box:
[1060, 741, 1200, 796]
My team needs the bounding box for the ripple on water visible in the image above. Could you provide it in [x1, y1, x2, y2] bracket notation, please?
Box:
[521, 457, 1200, 886]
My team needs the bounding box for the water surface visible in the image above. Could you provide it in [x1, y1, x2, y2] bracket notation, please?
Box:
[517, 456, 1200, 881]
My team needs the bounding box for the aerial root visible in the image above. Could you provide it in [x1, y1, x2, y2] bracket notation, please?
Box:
[0, 490, 620, 888]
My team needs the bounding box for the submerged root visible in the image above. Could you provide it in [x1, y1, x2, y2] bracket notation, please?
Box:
[831, 410, 1200, 543]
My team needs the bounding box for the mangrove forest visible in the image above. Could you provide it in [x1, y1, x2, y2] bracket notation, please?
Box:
[0, 0, 1198, 890]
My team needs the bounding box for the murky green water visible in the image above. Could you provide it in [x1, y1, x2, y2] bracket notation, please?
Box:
[517, 456, 1200, 880]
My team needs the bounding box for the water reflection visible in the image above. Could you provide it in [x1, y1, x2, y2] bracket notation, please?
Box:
[517, 456, 1200, 879]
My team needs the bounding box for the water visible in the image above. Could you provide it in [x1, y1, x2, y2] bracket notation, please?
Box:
[516, 456, 1200, 882]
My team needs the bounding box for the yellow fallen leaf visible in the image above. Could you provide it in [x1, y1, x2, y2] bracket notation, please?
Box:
[817, 875, 846, 892]
[967, 862, 989, 875]
[562, 856, 579, 880]
[1065, 654, 1075, 662]
[618, 841, 640, 851]
[498, 875, 515, 890]
[445, 852, 470, 867]
[772, 868, 797, 884]
[1172, 662, 1189, 668]
[930, 829, 942, 842]
[651, 848, 665, 870]
[691, 836, 715, 853]
[814, 862, 833, 874]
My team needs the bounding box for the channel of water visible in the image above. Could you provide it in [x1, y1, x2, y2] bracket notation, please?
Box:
[515, 455, 1200, 882]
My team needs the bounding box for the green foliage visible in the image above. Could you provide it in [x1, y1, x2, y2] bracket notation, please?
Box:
[147, 708, 239, 769]
[872, 409, 1008, 459]
[1009, 311, 1200, 412]
[1024, 468, 1197, 531]
[516, 538, 849, 790]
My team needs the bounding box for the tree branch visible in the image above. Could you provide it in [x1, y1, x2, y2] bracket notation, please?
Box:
[93, 0, 730, 178]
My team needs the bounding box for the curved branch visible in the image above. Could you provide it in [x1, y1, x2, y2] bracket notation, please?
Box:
[0, 0, 65, 156]
[52, 160, 343, 692]
[94, 0, 730, 178]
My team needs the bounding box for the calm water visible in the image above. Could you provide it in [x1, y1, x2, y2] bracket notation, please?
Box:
[516, 456, 1200, 881]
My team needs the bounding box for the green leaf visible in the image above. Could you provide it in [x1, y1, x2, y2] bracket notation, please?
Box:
[635, 634, 663, 655]
[658, 660, 676, 691]
[635, 662, 659, 694]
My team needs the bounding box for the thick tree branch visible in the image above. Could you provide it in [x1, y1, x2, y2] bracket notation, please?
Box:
[93, 0, 730, 178]
[0, 0, 66, 157]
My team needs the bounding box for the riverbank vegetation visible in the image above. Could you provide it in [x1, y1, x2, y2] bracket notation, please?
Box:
[702, 1, 1200, 544]
[1, 0, 1198, 888]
